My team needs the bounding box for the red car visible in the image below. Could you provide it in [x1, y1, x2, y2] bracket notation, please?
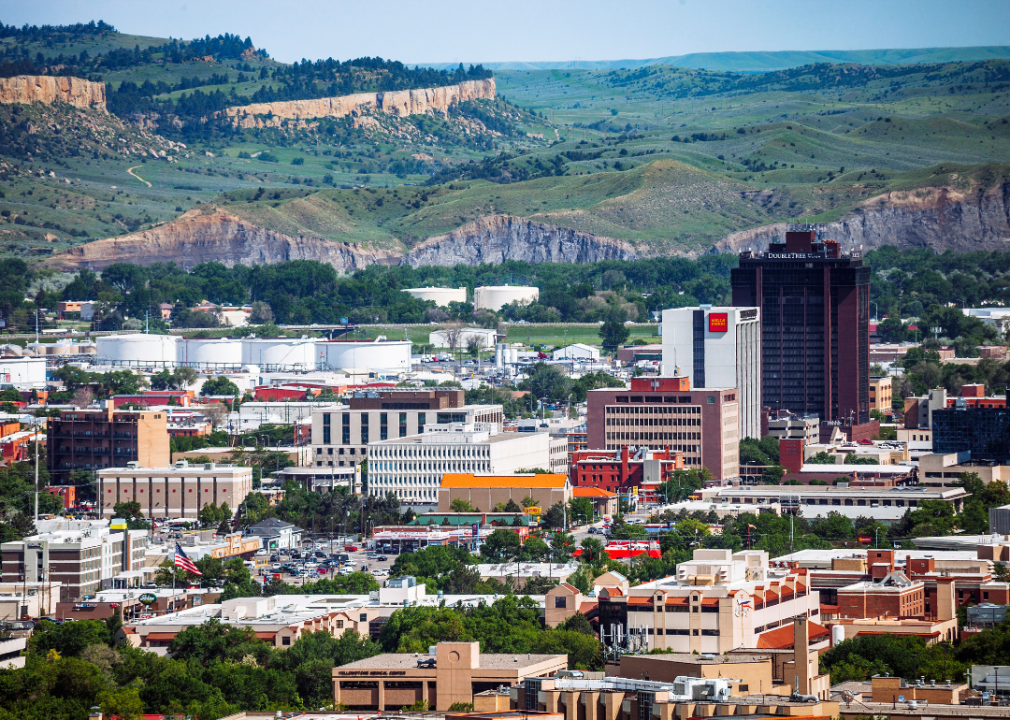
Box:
[344, 545, 358, 552]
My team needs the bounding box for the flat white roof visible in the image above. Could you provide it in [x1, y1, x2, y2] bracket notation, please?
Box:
[774, 548, 984, 565]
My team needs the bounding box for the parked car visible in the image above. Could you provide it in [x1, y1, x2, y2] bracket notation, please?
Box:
[377, 555, 388, 562]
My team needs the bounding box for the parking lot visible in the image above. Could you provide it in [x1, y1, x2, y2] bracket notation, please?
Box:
[257, 539, 400, 586]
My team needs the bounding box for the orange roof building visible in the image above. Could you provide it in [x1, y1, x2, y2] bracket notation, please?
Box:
[438, 473, 571, 514]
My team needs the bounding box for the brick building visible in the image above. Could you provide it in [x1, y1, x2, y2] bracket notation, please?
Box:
[835, 571, 925, 619]
[586, 377, 740, 480]
[1, 519, 146, 602]
[47, 406, 170, 483]
[97, 460, 253, 520]
[570, 446, 683, 503]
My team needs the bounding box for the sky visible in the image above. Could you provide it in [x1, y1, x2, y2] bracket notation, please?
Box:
[2, 0, 1009, 65]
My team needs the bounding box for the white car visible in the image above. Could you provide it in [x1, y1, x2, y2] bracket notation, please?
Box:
[343, 559, 358, 567]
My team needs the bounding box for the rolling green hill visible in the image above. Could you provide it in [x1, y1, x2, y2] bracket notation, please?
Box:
[3, 22, 1010, 263]
[424, 46, 1010, 72]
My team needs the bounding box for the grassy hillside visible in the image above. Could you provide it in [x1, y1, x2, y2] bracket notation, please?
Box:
[3, 23, 1010, 261]
[426, 46, 1010, 72]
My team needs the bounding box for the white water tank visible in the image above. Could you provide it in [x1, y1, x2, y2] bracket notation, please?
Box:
[240, 338, 317, 371]
[96, 334, 180, 366]
[403, 286, 467, 307]
[179, 338, 243, 367]
[831, 624, 845, 647]
[319, 339, 411, 373]
[474, 285, 539, 311]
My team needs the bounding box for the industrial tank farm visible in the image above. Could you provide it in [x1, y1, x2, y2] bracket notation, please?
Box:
[96, 334, 180, 367]
[91, 334, 411, 372]
[403, 286, 468, 307]
[474, 286, 539, 311]
[318, 339, 411, 373]
[179, 338, 243, 368]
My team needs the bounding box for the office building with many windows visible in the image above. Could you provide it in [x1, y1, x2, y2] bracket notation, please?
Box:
[662, 305, 761, 439]
[731, 228, 871, 424]
[368, 423, 568, 506]
[586, 377, 740, 480]
[310, 389, 502, 469]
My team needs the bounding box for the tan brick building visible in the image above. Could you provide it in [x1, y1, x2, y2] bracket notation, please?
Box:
[334, 641, 567, 711]
[438, 474, 571, 513]
[97, 460, 253, 520]
[48, 406, 170, 482]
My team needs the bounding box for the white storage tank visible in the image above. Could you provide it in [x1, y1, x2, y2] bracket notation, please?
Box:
[403, 286, 467, 307]
[96, 334, 179, 367]
[240, 338, 317, 371]
[319, 339, 412, 373]
[179, 338, 243, 368]
[474, 285, 539, 311]
[831, 624, 845, 647]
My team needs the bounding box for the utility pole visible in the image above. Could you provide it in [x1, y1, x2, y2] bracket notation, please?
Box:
[33, 420, 39, 523]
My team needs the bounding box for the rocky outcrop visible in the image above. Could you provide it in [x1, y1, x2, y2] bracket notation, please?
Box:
[48, 209, 637, 273]
[0, 75, 106, 111]
[714, 181, 1010, 254]
[223, 78, 495, 128]
[402, 215, 638, 267]
[47, 208, 397, 272]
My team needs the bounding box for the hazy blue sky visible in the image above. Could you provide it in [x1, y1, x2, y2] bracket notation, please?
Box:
[2, 0, 1008, 65]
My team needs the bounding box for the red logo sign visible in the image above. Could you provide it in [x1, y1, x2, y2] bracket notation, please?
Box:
[858, 536, 872, 544]
[708, 313, 728, 332]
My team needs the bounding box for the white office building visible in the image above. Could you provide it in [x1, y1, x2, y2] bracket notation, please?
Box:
[662, 305, 761, 439]
[310, 389, 503, 470]
[367, 423, 568, 506]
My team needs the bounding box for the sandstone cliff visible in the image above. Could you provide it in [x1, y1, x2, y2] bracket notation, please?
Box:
[223, 78, 495, 128]
[47, 208, 397, 273]
[714, 181, 1010, 254]
[402, 215, 638, 267]
[48, 209, 637, 273]
[0, 75, 106, 111]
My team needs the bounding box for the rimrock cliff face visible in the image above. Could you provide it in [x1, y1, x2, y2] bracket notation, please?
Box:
[223, 78, 495, 127]
[47, 208, 397, 272]
[0, 75, 106, 110]
[403, 215, 638, 267]
[49, 210, 637, 272]
[714, 182, 1010, 254]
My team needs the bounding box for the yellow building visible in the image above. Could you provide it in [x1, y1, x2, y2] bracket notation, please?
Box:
[869, 376, 892, 413]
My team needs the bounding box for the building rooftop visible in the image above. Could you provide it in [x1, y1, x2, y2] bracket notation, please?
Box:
[339, 652, 564, 670]
[442, 474, 567, 488]
[775, 548, 984, 566]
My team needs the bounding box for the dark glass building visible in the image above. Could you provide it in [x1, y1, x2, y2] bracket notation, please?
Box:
[731, 228, 871, 424]
[933, 394, 1010, 461]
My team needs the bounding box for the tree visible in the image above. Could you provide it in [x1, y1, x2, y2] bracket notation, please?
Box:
[599, 306, 630, 349]
[100, 687, 144, 720]
[200, 376, 240, 397]
[450, 498, 476, 513]
[479, 529, 521, 562]
[249, 301, 274, 324]
[568, 497, 594, 526]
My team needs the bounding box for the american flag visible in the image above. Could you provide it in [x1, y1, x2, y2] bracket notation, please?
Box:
[175, 543, 202, 575]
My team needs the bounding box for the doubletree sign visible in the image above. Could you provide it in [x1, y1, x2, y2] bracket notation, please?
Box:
[138, 593, 158, 605]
